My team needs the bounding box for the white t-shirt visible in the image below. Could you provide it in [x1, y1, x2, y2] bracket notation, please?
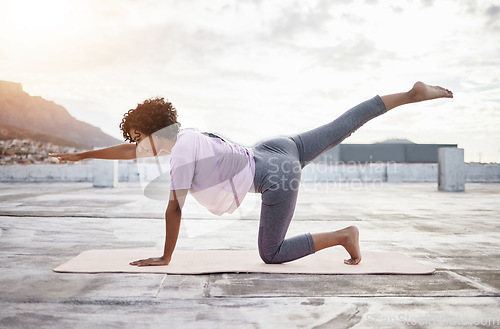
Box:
[169, 128, 255, 215]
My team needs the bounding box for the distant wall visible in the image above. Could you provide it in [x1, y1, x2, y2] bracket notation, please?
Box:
[0, 163, 140, 183]
[299, 163, 500, 183]
[464, 164, 500, 182]
[1, 162, 499, 183]
[0, 164, 93, 183]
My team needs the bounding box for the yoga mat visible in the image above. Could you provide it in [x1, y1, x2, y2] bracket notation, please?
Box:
[54, 249, 435, 275]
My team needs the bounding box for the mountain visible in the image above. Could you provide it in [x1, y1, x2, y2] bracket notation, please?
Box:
[375, 138, 416, 144]
[0, 80, 121, 148]
[0, 122, 87, 148]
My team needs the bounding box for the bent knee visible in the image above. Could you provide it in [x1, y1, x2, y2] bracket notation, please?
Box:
[260, 255, 283, 264]
[259, 249, 283, 264]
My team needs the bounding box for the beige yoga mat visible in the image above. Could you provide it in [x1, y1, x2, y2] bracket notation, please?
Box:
[53, 249, 435, 275]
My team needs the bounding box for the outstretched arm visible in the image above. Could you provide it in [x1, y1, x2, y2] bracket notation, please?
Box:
[130, 189, 188, 267]
[50, 143, 148, 161]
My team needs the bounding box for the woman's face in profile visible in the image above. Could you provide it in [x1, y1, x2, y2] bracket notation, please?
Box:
[130, 128, 173, 157]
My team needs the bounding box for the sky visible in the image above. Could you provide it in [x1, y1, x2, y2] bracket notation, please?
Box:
[0, 0, 499, 163]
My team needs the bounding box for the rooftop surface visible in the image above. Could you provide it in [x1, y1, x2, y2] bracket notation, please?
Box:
[1, 181, 499, 328]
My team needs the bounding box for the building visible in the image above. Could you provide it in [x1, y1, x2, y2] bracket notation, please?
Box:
[314, 141, 458, 164]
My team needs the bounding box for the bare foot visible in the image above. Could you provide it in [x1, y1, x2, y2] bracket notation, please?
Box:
[410, 81, 453, 102]
[342, 226, 362, 265]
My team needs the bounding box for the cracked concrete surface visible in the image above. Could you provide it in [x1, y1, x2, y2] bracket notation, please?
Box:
[0, 182, 499, 328]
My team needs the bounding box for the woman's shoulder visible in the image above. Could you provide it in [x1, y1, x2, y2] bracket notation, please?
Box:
[176, 127, 203, 142]
[171, 128, 202, 155]
[178, 127, 201, 136]
[180, 127, 199, 132]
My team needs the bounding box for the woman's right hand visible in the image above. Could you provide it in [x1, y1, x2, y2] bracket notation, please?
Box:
[49, 152, 86, 162]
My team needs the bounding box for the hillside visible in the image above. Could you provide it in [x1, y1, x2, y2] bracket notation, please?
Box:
[0, 122, 87, 148]
[0, 80, 121, 148]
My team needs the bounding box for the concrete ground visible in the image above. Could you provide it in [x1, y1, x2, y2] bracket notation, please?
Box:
[0, 181, 499, 328]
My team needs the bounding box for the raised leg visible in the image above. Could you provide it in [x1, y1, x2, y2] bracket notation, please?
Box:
[290, 96, 387, 168]
[290, 81, 453, 168]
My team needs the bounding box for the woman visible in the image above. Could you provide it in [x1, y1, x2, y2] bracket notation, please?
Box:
[51, 81, 453, 267]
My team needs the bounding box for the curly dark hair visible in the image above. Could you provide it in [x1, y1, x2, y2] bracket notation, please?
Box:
[119, 97, 180, 143]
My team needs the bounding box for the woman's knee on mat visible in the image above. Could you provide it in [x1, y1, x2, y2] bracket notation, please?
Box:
[258, 245, 283, 264]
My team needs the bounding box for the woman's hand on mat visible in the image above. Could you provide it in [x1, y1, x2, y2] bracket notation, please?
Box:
[129, 256, 170, 267]
[49, 152, 85, 162]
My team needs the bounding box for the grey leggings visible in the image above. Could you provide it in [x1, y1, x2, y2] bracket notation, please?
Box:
[251, 96, 387, 264]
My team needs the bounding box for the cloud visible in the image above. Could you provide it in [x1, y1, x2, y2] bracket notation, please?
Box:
[421, 0, 435, 7]
[305, 36, 395, 72]
[268, 0, 335, 39]
[485, 5, 500, 30]
[458, 0, 500, 30]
